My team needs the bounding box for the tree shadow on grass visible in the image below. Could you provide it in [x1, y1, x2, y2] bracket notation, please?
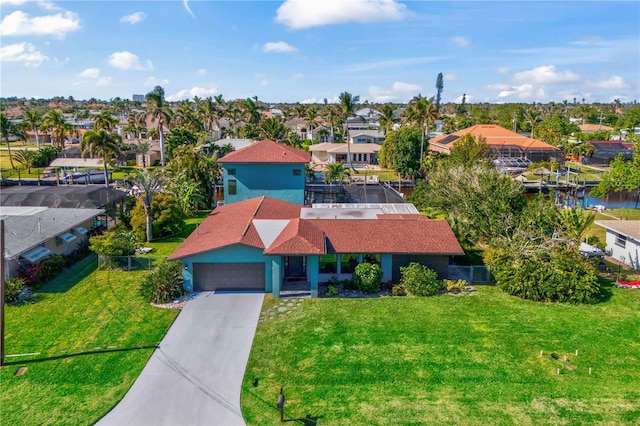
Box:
[595, 275, 615, 303]
[2, 344, 158, 366]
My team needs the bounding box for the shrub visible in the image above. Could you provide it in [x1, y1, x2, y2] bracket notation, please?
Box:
[444, 279, 468, 293]
[4, 277, 26, 303]
[89, 228, 138, 258]
[139, 260, 186, 304]
[325, 284, 339, 298]
[353, 262, 383, 293]
[391, 285, 407, 296]
[18, 258, 63, 287]
[400, 262, 441, 296]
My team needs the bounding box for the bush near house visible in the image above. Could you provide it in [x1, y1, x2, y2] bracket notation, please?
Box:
[4, 277, 26, 303]
[139, 260, 185, 304]
[352, 262, 383, 293]
[400, 262, 441, 296]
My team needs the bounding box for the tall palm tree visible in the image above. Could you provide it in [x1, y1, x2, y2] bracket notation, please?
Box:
[80, 129, 122, 187]
[41, 109, 72, 148]
[405, 95, 439, 163]
[523, 108, 542, 139]
[324, 105, 340, 142]
[144, 85, 171, 168]
[93, 109, 118, 131]
[304, 106, 319, 142]
[131, 168, 165, 242]
[242, 97, 263, 126]
[1, 113, 27, 169]
[22, 110, 42, 149]
[338, 91, 359, 166]
[378, 104, 396, 135]
[259, 117, 290, 142]
[198, 96, 218, 140]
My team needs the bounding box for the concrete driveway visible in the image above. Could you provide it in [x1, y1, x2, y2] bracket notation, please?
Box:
[97, 292, 264, 426]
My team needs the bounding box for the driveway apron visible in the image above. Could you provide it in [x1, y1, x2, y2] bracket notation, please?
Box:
[97, 292, 264, 426]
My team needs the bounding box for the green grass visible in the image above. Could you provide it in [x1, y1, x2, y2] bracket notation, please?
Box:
[0, 214, 206, 425]
[242, 286, 640, 425]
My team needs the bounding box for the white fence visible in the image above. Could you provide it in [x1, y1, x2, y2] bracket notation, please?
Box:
[448, 265, 490, 284]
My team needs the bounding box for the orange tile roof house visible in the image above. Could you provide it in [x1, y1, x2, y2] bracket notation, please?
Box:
[169, 196, 463, 297]
[430, 124, 561, 163]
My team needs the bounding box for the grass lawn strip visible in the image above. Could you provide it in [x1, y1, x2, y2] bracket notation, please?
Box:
[242, 286, 640, 425]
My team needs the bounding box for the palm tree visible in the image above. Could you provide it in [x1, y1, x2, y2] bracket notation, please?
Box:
[242, 97, 263, 126]
[1, 113, 27, 169]
[22, 110, 42, 149]
[324, 105, 340, 142]
[80, 129, 122, 187]
[132, 139, 152, 168]
[324, 161, 350, 184]
[12, 149, 37, 173]
[131, 168, 165, 242]
[93, 109, 118, 131]
[304, 106, 319, 142]
[259, 117, 290, 142]
[198, 97, 218, 140]
[338, 91, 359, 166]
[559, 208, 595, 251]
[378, 104, 396, 135]
[41, 109, 72, 148]
[405, 95, 439, 164]
[523, 108, 542, 139]
[144, 86, 171, 168]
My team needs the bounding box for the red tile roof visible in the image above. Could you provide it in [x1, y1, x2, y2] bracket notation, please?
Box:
[168, 196, 302, 260]
[430, 124, 559, 151]
[219, 139, 310, 164]
[170, 197, 464, 259]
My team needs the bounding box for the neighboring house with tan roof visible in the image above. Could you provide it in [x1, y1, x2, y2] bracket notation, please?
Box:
[168, 196, 463, 297]
[309, 142, 380, 164]
[430, 124, 561, 163]
[594, 220, 640, 269]
[578, 123, 614, 133]
[218, 139, 310, 205]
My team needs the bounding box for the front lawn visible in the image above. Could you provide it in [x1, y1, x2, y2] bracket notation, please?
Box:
[242, 286, 640, 425]
[0, 214, 207, 425]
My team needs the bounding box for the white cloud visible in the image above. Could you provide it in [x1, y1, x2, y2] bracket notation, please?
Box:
[197, 68, 207, 76]
[453, 94, 474, 103]
[292, 72, 304, 80]
[263, 41, 297, 53]
[497, 83, 546, 101]
[96, 76, 111, 86]
[108, 51, 153, 71]
[496, 67, 510, 75]
[588, 75, 629, 90]
[444, 73, 461, 82]
[78, 67, 100, 79]
[0, 0, 29, 5]
[451, 36, 470, 47]
[343, 56, 443, 73]
[0, 41, 48, 67]
[275, 0, 410, 30]
[366, 81, 422, 103]
[144, 76, 170, 87]
[513, 65, 580, 84]
[301, 95, 340, 104]
[486, 83, 510, 91]
[120, 12, 146, 24]
[0, 10, 81, 38]
[183, 0, 195, 19]
[167, 86, 218, 101]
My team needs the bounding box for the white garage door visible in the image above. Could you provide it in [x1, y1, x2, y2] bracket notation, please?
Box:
[192, 262, 265, 291]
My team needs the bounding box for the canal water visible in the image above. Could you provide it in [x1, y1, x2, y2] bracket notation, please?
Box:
[563, 189, 639, 210]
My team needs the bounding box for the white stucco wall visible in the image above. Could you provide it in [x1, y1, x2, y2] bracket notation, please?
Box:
[605, 230, 640, 269]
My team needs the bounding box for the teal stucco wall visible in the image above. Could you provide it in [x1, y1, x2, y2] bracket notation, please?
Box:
[223, 163, 306, 204]
[180, 244, 273, 292]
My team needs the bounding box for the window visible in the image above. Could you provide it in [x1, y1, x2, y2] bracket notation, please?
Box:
[340, 254, 359, 274]
[364, 254, 381, 265]
[227, 168, 236, 176]
[319, 254, 337, 273]
[615, 234, 627, 248]
[293, 169, 302, 176]
[228, 179, 237, 195]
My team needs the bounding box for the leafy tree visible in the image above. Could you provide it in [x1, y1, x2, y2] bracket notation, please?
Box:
[590, 148, 640, 206]
[536, 117, 580, 146]
[144, 86, 171, 168]
[448, 134, 489, 167]
[33, 145, 61, 168]
[130, 168, 165, 242]
[1, 113, 27, 168]
[165, 127, 198, 159]
[89, 228, 138, 257]
[130, 193, 185, 241]
[400, 263, 441, 296]
[379, 127, 422, 178]
[80, 129, 122, 187]
[166, 146, 215, 213]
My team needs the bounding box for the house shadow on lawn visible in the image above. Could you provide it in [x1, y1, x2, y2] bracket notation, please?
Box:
[37, 253, 98, 294]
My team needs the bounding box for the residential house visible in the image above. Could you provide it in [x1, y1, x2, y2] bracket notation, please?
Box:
[1, 206, 103, 279]
[218, 139, 310, 205]
[168, 196, 463, 297]
[578, 123, 614, 134]
[595, 220, 640, 269]
[430, 124, 561, 163]
[585, 140, 634, 165]
[309, 142, 380, 165]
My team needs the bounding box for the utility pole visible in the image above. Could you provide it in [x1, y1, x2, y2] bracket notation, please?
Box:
[1, 219, 6, 366]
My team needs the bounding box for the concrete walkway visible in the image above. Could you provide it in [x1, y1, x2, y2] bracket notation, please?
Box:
[97, 292, 264, 426]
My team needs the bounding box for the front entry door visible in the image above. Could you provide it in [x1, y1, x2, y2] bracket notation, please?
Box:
[284, 256, 306, 278]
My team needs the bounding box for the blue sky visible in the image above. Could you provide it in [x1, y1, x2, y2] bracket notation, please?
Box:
[1, 0, 638, 104]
